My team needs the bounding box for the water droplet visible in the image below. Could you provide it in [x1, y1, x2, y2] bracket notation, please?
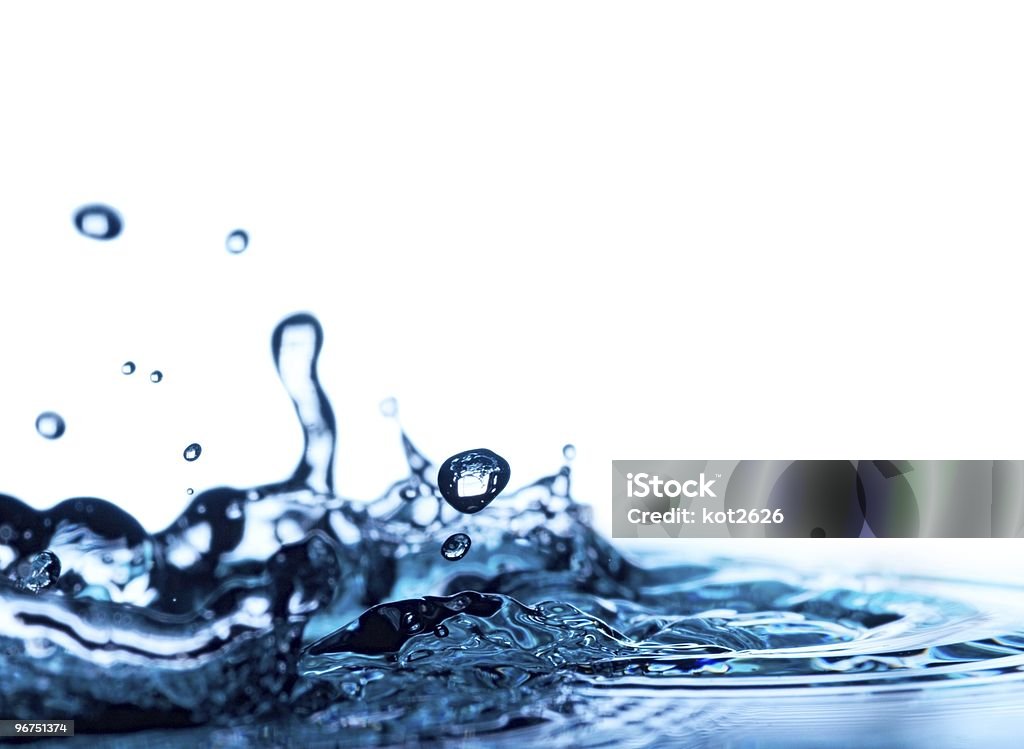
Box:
[183, 443, 202, 462]
[122, 361, 136, 375]
[35, 412, 66, 440]
[433, 624, 450, 638]
[401, 612, 423, 633]
[226, 502, 243, 520]
[436, 449, 511, 514]
[73, 204, 122, 240]
[186, 488, 194, 496]
[16, 550, 61, 593]
[811, 527, 826, 538]
[441, 532, 472, 561]
[226, 229, 249, 254]
[563, 444, 576, 461]
[150, 370, 163, 383]
[379, 397, 398, 418]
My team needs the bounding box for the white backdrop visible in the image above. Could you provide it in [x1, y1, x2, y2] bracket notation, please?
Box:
[1, 2, 1022, 575]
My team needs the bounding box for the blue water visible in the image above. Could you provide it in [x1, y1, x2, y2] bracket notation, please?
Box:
[2, 312, 1024, 748]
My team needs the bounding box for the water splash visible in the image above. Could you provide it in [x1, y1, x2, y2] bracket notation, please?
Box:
[13, 550, 61, 593]
[2, 313, 1024, 747]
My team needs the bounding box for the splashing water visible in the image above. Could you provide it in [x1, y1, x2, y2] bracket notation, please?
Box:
[2, 314, 1024, 748]
[12, 550, 61, 593]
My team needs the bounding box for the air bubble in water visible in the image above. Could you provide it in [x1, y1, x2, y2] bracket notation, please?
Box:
[226, 229, 249, 254]
[183, 443, 202, 462]
[35, 412, 66, 440]
[16, 550, 61, 593]
[379, 397, 398, 418]
[121, 361, 136, 375]
[441, 532, 472, 561]
[563, 444, 576, 461]
[73, 204, 122, 240]
[150, 370, 163, 383]
[436, 448, 511, 514]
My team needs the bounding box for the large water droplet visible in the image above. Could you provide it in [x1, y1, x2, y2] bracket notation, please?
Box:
[73, 204, 122, 240]
[15, 550, 61, 593]
[35, 412, 66, 440]
[183, 443, 202, 462]
[436, 449, 511, 514]
[440, 532, 472, 561]
[150, 370, 163, 383]
[226, 229, 249, 254]
[122, 361, 136, 375]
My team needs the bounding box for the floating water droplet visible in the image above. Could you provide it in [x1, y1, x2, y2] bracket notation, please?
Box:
[73, 204, 122, 240]
[563, 444, 576, 461]
[121, 361, 136, 375]
[379, 397, 398, 418]
[183, 443, 202, 462]
[436, 448, 511, 514]
[433, 624, 450, 638]
[441, 532, 472, 561]
[186, 488, 194, 496]
[150, 370, 163, 383]
[35, 412, 66, 440]
[226, 229, 249, 254]
[15, 550, 61, 593]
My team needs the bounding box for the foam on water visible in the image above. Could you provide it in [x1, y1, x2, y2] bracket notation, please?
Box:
[2, 314, 1024, 747]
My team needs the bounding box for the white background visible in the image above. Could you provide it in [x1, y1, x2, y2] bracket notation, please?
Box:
[1, 2, 1022, 579]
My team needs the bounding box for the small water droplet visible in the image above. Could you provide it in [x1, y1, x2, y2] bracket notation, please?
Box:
[811, 527, 826, 538]
[437, 449, 511, 514]
[226, 229, 249, 254]
[35, 412, 66, 440]
[183, 443, 202, 462]
[226, 502, 243, 520]
[433, 624, 450, 638]
[441, 532, 472, 561]
[563, 444, 576, 461]
[122, 361, 136, 375]
[186, 488, 194, 496]
[402, 611, 423, 633]
[150, 370, 163, 383]
[379, 397, 398, 418]
[74, 204, 123, 240]
[15, 550, 61, 593]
